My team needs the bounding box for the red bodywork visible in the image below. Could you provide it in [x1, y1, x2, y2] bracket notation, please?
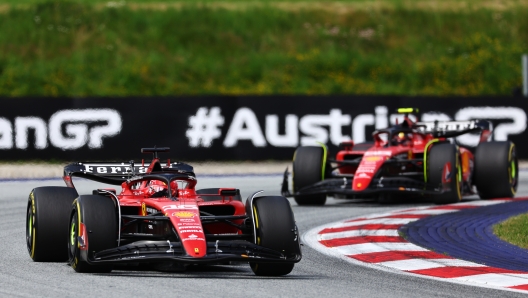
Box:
[334, 115, 481, 196]
[107, 158, 244, 259]
[63, 151, 302, 268]
[118, 176, 244, 259]
[283, 111, 494, 199]
[65, 158, 246, 260]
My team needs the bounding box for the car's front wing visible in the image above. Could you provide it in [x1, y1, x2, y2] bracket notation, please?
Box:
[281, 170, 446, 198]
[82, 240, 301, 265]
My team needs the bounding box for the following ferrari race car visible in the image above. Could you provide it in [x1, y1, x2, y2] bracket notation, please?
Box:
[26, 147, 301, 276]
[282, 108, 518, 205]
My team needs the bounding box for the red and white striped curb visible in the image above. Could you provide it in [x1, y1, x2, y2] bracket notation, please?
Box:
[303, 199, 528, 293]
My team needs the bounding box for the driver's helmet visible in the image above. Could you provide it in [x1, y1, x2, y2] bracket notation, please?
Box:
[393, 132, 412, 145]
[148, 180, 167, 193]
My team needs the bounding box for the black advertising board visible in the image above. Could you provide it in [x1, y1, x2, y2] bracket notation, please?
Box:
[1, 96, 527, 161]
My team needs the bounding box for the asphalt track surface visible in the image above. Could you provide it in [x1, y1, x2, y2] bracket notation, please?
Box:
[2, 174, 528, 298]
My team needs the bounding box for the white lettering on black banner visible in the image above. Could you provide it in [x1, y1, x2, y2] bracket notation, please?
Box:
[0, 109, 122, 150]
[185, 106, 527, 148]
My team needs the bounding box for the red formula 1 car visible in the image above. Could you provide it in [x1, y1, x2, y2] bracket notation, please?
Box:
[282, 108, 518, 205]
[26, 147, 301, 276]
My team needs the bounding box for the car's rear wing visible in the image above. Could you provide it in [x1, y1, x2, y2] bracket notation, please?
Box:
[414, 119, 492, 139]
[63, 161, 195, 187]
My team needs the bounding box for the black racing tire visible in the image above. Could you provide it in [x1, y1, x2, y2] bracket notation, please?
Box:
[250, 196, 301, 276]
[474, 141, 518, 199]
[26, 186, 78, 262]
[292, 146, 327, 206]
[196, 188, 242, 202]
[427, 143, 462, 205]
[68, 195, 117, 273]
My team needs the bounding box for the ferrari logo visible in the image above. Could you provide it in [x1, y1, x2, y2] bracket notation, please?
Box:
[194, 248, 200, 254]
[141, 203, 146, 216]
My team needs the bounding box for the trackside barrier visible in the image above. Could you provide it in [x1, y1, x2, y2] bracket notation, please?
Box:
[0, 96, 527, 160]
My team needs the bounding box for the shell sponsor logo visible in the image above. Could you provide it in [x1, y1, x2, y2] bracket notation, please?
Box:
[173, 211, 195, 218]
[364, 156, 382, 162]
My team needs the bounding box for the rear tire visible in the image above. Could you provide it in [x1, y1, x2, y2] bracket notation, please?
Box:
[428, 143, 462, 205]
[250, 196, 300, 276]
[292, 146, 327, 205]
[68, 195, 117, 273]
[196, 188, 242, 202]
[26, 187, 78, 262]
[474, 141, 518, 199]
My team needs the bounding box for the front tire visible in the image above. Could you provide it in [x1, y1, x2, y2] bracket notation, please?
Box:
[250, 196, 301, 276]
[292, 146, 327, 205]
[26, 187, 78, 262]
[427, 143, 462, 205]
[474, 141, 518, 199]
[68, 195, 117, 273]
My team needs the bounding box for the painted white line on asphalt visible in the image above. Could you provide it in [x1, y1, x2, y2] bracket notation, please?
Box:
[331, 242, 429, 255]
[319, 229, 399, 240]
[379, 258, 486, 271]
[450, 273, 528, 287]
[324, 218, 419, 228]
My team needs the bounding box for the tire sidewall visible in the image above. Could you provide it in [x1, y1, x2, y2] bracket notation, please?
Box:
[67, 195, 117, 273]
[292, 146, 327, 205]
[249, 196, 300, 276]
[26, 187, 78, 262]
[474, 141, 518, 199]
[427, 143, 462, 204]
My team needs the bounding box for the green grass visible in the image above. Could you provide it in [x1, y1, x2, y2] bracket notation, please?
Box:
[0, 0, 527, 96]
[494, 213, 528, 249]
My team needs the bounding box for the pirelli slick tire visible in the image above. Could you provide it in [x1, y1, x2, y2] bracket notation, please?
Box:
[68, 195, 117, 273]
[196, 188, 243, 202]
[292, 146, 327, 206]
[26, 186, 78, 262]
[250, 196, 300, 276]
[474, 141, 518, 199]
[428, 143, 462, 205]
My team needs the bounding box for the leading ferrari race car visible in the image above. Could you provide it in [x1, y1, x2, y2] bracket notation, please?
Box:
[282, 108, 518, 205]
[26, 147, 301, 276]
